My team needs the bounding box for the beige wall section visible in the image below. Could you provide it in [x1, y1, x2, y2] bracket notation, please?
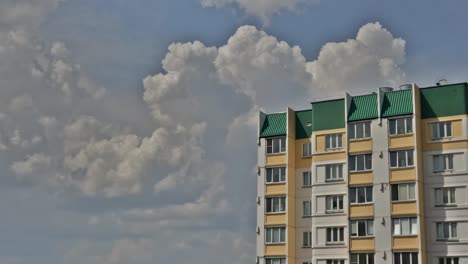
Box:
[391, 201, 417, 216]
[265, 214, 286, 225]
[392, 236, 419, 250]
[295, 138, 312, 168]
[349, 171, 373, 185]
[265, 184, 287, 195]
[389, 134, 415, 150]
[286, 108, 296, 262]
[266, 154, 287, 166]
[389, 167, 416, 182]
[350, 204, 374, 218]
[312, 152, 346, 162]
[350, 238, 375, 251]
[348, 139, 372, 153]
[265, 244, 286, 256]
[314, 128, 346, 153]
[422, 115, 468, 151]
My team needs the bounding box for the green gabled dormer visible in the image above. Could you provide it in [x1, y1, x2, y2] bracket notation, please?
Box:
[259, 112, 287, 138]
[420, 82, 468, 119]
[347, 94, 379, 122]
[381, 89, 413, 118]
[311, 99, 345, 132]
[295, 110, 313, 139]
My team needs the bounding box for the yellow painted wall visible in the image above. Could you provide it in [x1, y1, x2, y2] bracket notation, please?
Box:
[265, 184, 287, 195]
[348, 139, 372, 153]
[312, 152, 346, 162]
[265, 213, 286, 225]
[422, 116, 466, 151]
[391, 201, 417, 216]
[349, 171, 373, 185]
[392, 236, 419, 250]
[314, 129, 346, 153]
[422, 140, 468, 151]
[389, 134, 414, 150]
[265, 244, 286, 256]
[295, 138, 312, 168]
[350, 237, 375, 251]
[389, 168, 416, 182]
[350, 204, 374, 218]
[286, 108, 296, 261]
[266, 154, 287, 166]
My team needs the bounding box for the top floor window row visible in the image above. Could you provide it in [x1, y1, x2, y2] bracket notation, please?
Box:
[432, 121, 452, 140]
[266, 137, 286, 154]
[326, 133, 343, 149]
[348, 122, 371, 140]
[389, 117, 413, 135]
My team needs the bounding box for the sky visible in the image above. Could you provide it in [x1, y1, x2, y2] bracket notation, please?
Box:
[0, 0, 468, 263]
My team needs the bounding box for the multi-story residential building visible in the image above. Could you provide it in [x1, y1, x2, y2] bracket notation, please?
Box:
[256, 82, 468, 264]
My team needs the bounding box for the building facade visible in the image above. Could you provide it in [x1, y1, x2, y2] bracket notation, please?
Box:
[256, 83, 468, 264]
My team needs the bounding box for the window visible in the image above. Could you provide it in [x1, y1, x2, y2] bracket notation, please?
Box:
[391, 183, 416, 201]
[265, 227, 286, 243]
[436, 222, 457, 240]
[327, 260, 344, 264]
[350, 253, 374, 264]
[394, 252, 418, 264]
[266, 258, 286, 264]
[302, 142, 311, 157]
[389, 117, 413, 135]
[432, 121, 452, 140]
[350, 219, 374, 237]
[326, 195, 344, 213]
[326, 134, 342, 149]
[303, 201, 312, 216]
[433, 154, 454, 172]
[302, 231, 312, 247]
[349, 154, 372, 171]
[265, 197, 286, 213]
[390, 150, 414, 168]
[435, 187, 456, 206]
[303, 171, 312, 186]
[393, 217, 418, 235]
[439, 257, 459, 264]
[350, 186, 373, 204]
[326, 227, 344, 244]
[266, 167, 286, 183]
[326, 164, 343, 181]
[266, 136, 286, 154]
[348, 122, 371, 140]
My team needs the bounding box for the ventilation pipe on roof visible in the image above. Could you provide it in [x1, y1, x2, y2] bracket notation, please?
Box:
[436, 79, 448, 86]
[399, 84, 412, 90]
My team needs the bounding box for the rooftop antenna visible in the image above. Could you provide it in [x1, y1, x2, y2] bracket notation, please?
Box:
[436, 79, 448, 86]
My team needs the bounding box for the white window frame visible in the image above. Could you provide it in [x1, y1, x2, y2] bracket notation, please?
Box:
[391, 183, 416, 202]
[265, 226, 286, 244]
[350, 186, 373, 204]
[350, 253, 374, 264]
[349, 154, 372, 172]
[393, 252, 419, 264]
[389, 116, 413, 135]
[390, 150, 414, 168]
[325, 195, 344, 213]
[303, 171, 312, 187]
[436, 222, 458, 241]
[303, 201, 312, 217]
[326, 260, 345, 264]
[348, 121, 371, 140]
[302, 142, 311, 157]
[265, 196, 286, 213]
[392, 217, 418, 236]
[325, 133, 343, 150]
[266, 167, 286, 184]
[302, 231, 312, 247]
[350, 219, 374, 237]
[266, 136, 286, 154]
[432, 121, 452, 140]
[435, 187, 456, 206]
[326, 227, 345, 244]
[325, 164, 344, 181]
[438, 257, 459, 264]
[265, 258, 286, 264]
[433, 154, 454, 172]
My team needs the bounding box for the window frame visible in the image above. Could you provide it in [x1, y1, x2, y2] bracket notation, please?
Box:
[326, 260, 345, 264]
[326, 227, 345, 244]
[302, 171, 312, 187]
[303, 201, 312, 217]
[433, 154, 454, 172]
[302, 231, 312, 247]
[348, 121, 372, 140]
[350, 253, 374, 264]
[266, 136, 287, 154]
[436, 222, 458, 241]
[325, 195, 344, 213]
[393, 252, 418, 264]
[325, 133, 343, 150]
[325, 164, 344, 182]
[350, 186, 373, 204]
[438, 257, 459, 264]
[392, 217, 418, 236]
[431, 121, 453, 140]
[435, 187, 456, 207]
[265, 196, 287, 214]
[265, 167, 286, 184]
[349, 153, 372, 172]
[265, 258, 287, 264]
[389, 116, 413, 136]
[391, 183, 416, 202]
[390, 149, 414, 168]
[302, 142, 311, 157]
[350, 219, 374, 237]
[265, 226, 287, 244]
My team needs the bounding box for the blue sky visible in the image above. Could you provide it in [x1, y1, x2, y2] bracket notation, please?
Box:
[0, 1, 467, 263]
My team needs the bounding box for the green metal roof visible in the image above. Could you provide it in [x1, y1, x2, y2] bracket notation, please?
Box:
[348, 94, 378, 121]
[381, 89, 413, 117]
[259, 112, 287, 138]
[420, 83, 468, 119]
[311, 99, 345, 131]
[295, 110, 312, 139]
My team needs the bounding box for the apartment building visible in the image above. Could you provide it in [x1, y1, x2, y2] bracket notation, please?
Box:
[256, 82, 468, 264]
